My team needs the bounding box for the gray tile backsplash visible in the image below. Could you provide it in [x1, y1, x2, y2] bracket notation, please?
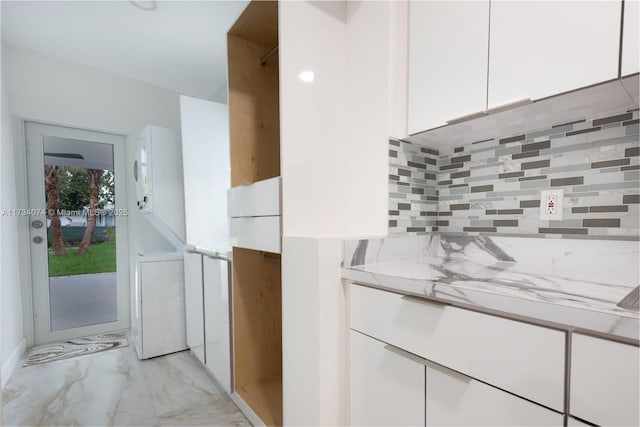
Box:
[389, 109, 640, 239]
[388, 138, 439, 234]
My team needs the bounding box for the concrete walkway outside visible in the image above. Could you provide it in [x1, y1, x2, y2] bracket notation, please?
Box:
[49, 272, 117, 331]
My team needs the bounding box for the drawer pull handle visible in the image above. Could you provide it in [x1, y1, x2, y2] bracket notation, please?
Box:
[384, 344, 471, 382]
[383, 344, 427, 365]
[401, 294, 441, 307]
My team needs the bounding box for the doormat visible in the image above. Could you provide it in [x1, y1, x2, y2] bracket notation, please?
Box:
[23, 331, 128, 367]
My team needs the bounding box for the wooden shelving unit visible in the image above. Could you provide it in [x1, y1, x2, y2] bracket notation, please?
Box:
[228, 0, 280, 187]
[227, 2, 283, 426]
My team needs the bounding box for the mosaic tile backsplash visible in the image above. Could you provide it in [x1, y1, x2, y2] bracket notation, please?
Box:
[389, 109, 640, 239]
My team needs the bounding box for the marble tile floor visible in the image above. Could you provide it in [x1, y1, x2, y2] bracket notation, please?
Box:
[1, 343, 250, 427]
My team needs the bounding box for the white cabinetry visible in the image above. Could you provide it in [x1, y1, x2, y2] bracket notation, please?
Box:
[350, 285, 564, 426]
[350, 284, 565, 411]
[184, 252, 205, 365]
[488, 1, 620, 108]
[202, 255, 231, 393]
[570, 333, 640, 427]
[622, 0, 639, 76]
[349, 284, 565, 426]
[183, 252, 231, 393]
[426, 364, 562, 426]
[228, 177, 281, 254]
[350, 330, 425, 426]
[408, 1, 490, 133]
[132, 253, 187, 360]
[407, 1, 623, 134]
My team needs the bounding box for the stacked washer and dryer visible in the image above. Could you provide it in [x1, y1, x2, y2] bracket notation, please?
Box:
[131, 125, 188, 359]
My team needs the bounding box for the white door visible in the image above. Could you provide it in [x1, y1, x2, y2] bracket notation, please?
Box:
[203, 255, 231, 393]
[350, 330, 425, 426]
[26, 122, 129, 344]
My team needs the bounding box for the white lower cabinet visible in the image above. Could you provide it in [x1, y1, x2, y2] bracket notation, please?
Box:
[350, 330, 425, 426]
[134, 254, 187, 359]
[570, 333, 640, 427]
[202, 256, 231, 393]
[349, 284, 565, 426]
[350, 284, 565, 411]
[184, 252, 232, 393]
[350, 330, 563, 426]
[426, 364, 562, 426]
[184, 252, 205, 365]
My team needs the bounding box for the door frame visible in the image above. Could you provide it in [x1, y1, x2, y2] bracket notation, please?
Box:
[23, 121, 130, 345]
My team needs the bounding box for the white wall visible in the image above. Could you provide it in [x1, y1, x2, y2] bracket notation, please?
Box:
[280, 1, 406, 238]
[279, 1, 408, 424]
[2, 44, 183, 348]
[1, 46, 26, 388]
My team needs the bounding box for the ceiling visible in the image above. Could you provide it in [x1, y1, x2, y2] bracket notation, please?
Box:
[44, 136, 114, 170]
[1, 1, 248, 99]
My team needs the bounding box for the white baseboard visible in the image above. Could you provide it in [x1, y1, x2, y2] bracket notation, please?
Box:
[1, 337, 26, 389]
[231, 392, 265, 427]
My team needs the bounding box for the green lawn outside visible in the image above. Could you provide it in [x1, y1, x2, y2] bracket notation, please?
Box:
[48, 240, 117, 277]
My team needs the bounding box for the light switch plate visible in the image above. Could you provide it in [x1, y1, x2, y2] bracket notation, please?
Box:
[540, 189, 564, 220]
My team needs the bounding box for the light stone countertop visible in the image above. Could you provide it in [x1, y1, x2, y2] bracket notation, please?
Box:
[342, 235, 640, 345]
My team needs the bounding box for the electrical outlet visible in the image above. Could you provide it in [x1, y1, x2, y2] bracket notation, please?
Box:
[540, 189, 564, 220]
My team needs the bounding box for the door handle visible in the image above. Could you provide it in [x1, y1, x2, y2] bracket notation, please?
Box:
[31, 220, 44, 229]
[32, 236, 44, 244]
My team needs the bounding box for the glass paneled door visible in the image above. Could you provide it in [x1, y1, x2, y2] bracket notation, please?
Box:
[25, 122, 129, 345]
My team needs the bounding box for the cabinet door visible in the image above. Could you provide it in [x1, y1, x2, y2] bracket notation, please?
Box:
[203, 256, 232, 393]
[426, 364, 563, 426]
[350, 330, 425, 426]
[184, 252, 205, 365]
[408, 1, 489, 133]
[488, 1, 620, 108]
[570, 334, 640, 427]
[622, 0, 639, 76]
[140, 259, 187, 359]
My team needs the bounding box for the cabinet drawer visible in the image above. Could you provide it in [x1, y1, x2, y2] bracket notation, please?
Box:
[351, 330, 425, 426]
[227, 176, 280, 218]
[426, 364, 563, 426]
[349, 284, 565, 411]
[230, 216, 281, 253]
[570, 333, 639, 426]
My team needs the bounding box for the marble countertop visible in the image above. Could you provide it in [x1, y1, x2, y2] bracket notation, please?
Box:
[342, 247, 639, 345]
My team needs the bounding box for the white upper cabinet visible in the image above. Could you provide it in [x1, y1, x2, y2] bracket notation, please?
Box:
[622, 0, 639, 76]
[408, 1, 490, 134]
[488, 1, 621, 109]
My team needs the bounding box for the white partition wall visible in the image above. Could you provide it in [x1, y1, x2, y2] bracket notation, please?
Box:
[179, 95, 230, 253]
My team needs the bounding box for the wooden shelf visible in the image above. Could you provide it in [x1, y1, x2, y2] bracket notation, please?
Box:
[232, 247, 282, 426]
[228, 2, 282, 425]
[228, 1, 280, 187]
[236, 379, 283, 427]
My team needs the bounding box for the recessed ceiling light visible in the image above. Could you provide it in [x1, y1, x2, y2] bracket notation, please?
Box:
[298, 70, 315, 83]
[130, 1, 158, 12]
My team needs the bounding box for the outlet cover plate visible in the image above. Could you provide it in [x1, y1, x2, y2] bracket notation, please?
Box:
[540, 189, 564, 220]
